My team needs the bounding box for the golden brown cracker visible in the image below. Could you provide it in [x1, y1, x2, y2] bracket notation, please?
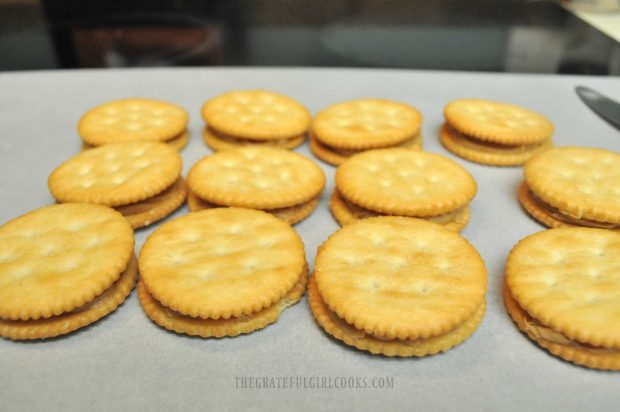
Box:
[187, 146, 325, 209]
[139, 208, 306, 319]
[506, 227, 620, 349]
[79, 98, 188, 146]
[314, 216, 487, 340]
[201, 90, 310, 140]
[336, 148, 476, 217]
[312, 99, 422, 150]
[444, 99, 553, 145]
[524, 147, 620, 224]
[49, 141, 182, 207]
[0, 204, 134, 320]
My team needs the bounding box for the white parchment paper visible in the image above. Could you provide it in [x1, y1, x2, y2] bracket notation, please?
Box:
[0, 68, 619, 412]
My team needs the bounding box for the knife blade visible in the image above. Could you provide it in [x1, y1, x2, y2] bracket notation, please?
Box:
[575, 86, 620, 131]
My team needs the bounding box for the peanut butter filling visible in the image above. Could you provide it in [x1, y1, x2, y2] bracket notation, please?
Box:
[314, 132, 421, 156]
[524, 316, 618, 354]
[507, 286, 619, 354]
[187, 190, 319, 225]
[527, 185, 619, 230]
[67, 254, 137, 314]
[447, 125, 549, 154]
[207, 126, 304, 147]
[114, 178, 185, 217]
[4, 253, 137, 323]
[339, 190, 462, 224]
[81, 130, 187, 151]
[315, 280, 486, 348]
[165, 130, 188, 144]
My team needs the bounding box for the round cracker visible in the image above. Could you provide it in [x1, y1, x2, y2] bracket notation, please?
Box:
[506, 227, 620, 349]
[504, 282, 620, 371]
[439, 123, 552, 166]
[444, 99, 553, 145]
[0, 254, 138, 340]
[201, 90, 310, 140]
[309, 277, 485, 357]
[49, 141, 182, 207]
[336, 148, 476, 217]
[0, 204, 134, 320]
[524, 146, 620, 224]
[312, 99, 422, 150]
[138, 266, 307, 338]
[314, 217, 487, 340]
[139, 208, 306, 319]
[78, 98, 188, 146]
[187, 146, 325, 209]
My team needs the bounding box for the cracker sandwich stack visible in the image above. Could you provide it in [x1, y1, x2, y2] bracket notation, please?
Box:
[187, 146, 325, 225]
[311, 98, 423, 165]
[201, 90, 311, 150]
[505, 228, 620, 370]
[519, 146, 620, 231]
[330, 148, 476, 231]
[440, 98, 553, 166]
[48, 141, 187, 229]
[79, 98, 189, 150]
[309, 217, 487, 356]
[0, 204, 136, 340]
[138, 208, 308, 337]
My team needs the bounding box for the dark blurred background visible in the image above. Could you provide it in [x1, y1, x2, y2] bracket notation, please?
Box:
[1, 0, 619, 74]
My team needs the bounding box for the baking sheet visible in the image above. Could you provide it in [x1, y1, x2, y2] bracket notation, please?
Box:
[0, 68, 619, 412]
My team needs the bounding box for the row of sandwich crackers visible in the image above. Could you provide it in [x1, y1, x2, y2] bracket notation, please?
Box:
[0, 90, 618, 372]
